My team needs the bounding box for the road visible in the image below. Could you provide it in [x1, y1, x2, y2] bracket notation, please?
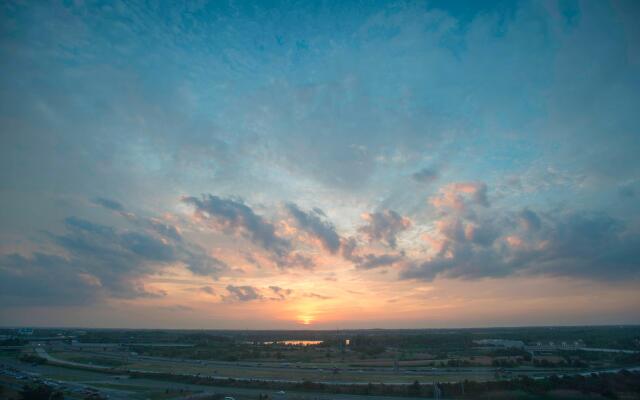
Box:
[33, 346, 640, 387]
[2, 356, 432, 400]
[35, 347, 493, 384]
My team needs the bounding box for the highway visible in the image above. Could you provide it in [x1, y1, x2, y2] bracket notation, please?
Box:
[1, 356, 432, 400]
[34, 346, 640, 386]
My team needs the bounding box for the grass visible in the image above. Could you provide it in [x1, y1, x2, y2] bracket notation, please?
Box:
[46, 350, 508, 383]
[61, 355, 128, 367]
[86, 381, 201, 400]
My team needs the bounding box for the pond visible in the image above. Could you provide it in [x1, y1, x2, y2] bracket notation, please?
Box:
[263, 340, 323, 346]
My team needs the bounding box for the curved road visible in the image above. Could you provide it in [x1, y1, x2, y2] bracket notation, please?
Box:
[34, 346, 640, 387]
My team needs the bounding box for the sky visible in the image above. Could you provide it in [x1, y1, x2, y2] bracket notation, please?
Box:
[0, 0, 639, 329]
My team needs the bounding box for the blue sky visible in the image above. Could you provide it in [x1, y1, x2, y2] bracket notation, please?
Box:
[0, 0, 639, 328]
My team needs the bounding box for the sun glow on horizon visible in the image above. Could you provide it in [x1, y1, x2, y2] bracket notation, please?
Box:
[298, 314, 314, 325]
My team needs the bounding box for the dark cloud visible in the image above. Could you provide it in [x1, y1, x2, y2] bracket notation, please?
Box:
[358, 210, 411, 249]
[121, 231, 176, 261]
[401, 211, 640, 282]
[0, 202, 230, 306]
[142, 218, 183, 242]
[242, 252, 263, 269]
[470, 184, 489, 207]
[200, 286, 215, 295]
[182, 195, 290, 258]
[618, 185, 635, 198]
[56, 215, 226, 279]
[341, 237, 404, 270]
[0, 253, 102, 306]
[340, 237, 359, 261]
[225, 285, 263, 302]
[355, 253, 405, 270]
[269, 285, 293, 300]
[184, 251, 229, 277]
[161, 304, 194, 312]
[276, 252, 315, 270]
[464, 222, 500, 247]
[412, 167, 438, 184]
[92, 197, 125, 211]
[285, 203, 341, 253]
[45, 217, 171, 299]
[269, 285, 292, 295]
[438, 218, 466, 242]
[304, 293, 331, 300]
[519, 209, 542, 231]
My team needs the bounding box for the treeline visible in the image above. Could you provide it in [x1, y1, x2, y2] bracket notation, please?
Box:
[469, 326, 640, 350]
[18, 354, 47, 365]
[0, 338, 28, 346]
[75, 326, 640, 351]
[559, 349, 640, 365]
[130, 341, 262, 361]
[125, 369, 640, 399]
[324, 326, 640, 352]
[18, 384, 64, 400]
[320, 332, 477, 354]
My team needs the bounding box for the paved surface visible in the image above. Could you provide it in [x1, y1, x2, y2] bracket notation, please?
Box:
[2, 356, 431, 400]
[36, 347, 495, 384]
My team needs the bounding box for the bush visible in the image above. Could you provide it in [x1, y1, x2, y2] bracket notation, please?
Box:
[20, 384, 63, 400]
[19, 354, 47, 365]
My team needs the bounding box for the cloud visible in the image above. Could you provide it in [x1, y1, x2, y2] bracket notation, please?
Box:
[0, 253, 103, 306]
[304, 293, 332, 300]
[92, 197, 125, 211]
[519, 209, 542, 231]
[269, 285, 291, 295]
[135, 217, 184, 243]
[618, 185, 635, 198]
[0, 200, 230, 306]
[58, 215, 226, 279]
[285, 203, 341, 253]
[199, 286, 215, 295]
[161, 304, 194, 312]
[182, 195, 291, 258]
[359, 210, 411, 249]
[464, 221, 500, 247]
[341, 237, 404, 270]
[401, 210, 640, 282]
[324, 273, 338, 281]
[182, 249, 229, 277]
[1, 0, 640, 327]
[354, 253, 405, 270]
[183, 195, 312, 269]
[43, 216, 173, 298]
[430, 182, 489, 212]
[412, 167, 439, 184]
[269, 285, 293, 300]
[224, 285, 263, 302]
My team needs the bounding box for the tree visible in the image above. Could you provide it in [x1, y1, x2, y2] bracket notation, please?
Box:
[408, 380, 421, 396]
[20, 384, 63, 400]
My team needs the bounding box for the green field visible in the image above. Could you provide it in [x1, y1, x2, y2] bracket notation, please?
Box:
[47, 349, 500, 383]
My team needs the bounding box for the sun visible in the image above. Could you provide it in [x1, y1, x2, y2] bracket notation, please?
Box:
[298, 315, 314, 325]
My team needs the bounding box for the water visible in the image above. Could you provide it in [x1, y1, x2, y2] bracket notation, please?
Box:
[262, 340, 323, 346]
